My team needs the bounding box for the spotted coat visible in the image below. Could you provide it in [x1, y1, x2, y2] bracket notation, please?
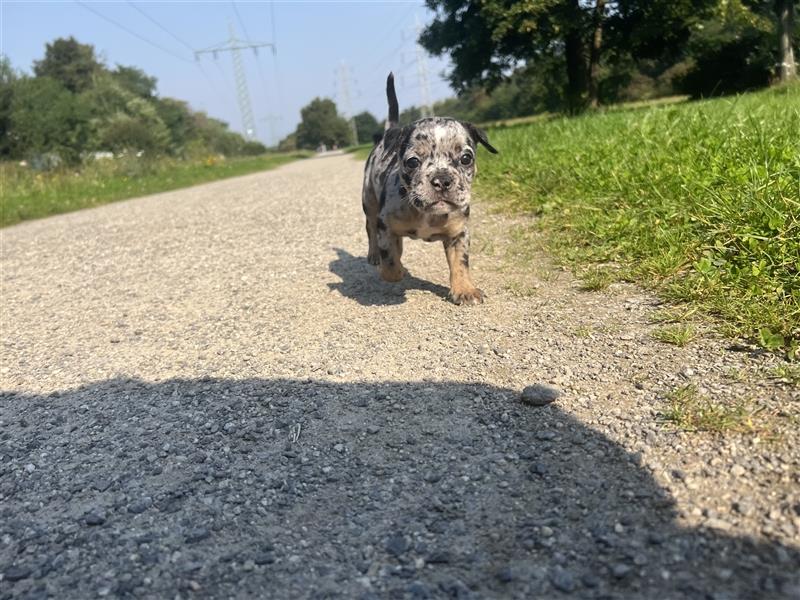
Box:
[361, 74, 497, 305]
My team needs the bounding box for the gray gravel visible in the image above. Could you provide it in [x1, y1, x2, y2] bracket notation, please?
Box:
[2, 155, 799, 598]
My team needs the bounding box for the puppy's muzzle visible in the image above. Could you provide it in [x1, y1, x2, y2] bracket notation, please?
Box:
[431, 170, 454, 191]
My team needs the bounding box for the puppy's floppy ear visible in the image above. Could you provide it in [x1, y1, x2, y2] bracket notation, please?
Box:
[461, 121, 498, 154]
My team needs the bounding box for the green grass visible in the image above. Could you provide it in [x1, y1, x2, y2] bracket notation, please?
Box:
[658, 384, 763, 434]
[1, 152, 309, 227]
[578, 267, 616, 291]
[346, 143, 374, 161]
[652, 323, 698, 347]
[477, 83, 800, 355]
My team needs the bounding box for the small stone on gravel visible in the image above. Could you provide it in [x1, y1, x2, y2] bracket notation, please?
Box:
[85, 512, 106, 526]
[550, 567, 577, 592]
[185, 528, 210, 543]
[520, 384, 561, 406]
[4, 565, 32, 582]
[612, 564, 632, 578]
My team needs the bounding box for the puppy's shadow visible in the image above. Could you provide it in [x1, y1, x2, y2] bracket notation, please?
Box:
[328, 247, 450, 306]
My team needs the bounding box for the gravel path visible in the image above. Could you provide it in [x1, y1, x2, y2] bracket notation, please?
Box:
[2, 155, 798, 599]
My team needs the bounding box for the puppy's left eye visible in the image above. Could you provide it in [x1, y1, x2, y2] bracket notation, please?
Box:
[460, 153, 473, 166]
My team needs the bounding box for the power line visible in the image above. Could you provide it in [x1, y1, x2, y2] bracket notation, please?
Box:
[75, 1, 193, 64]
[231, 1, 251, 42]
[125, 2, 235, 118]
[127, 2, 195, 53]
[414, 13, 433, 117]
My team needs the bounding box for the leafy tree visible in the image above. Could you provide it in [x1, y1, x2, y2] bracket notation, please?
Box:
[97, 98, 171, 154]
[399, 106, 424, 124]
[421, 1, 718, 111]
[8, 76, 90, 162]
[278, 132, 297, 152]
[295, 98, 351, 149]
[33, 37, 102, 93]
[0, 56, 17, 157]
[111, 65, 157, 99]
[241, 140, 268, 155]
[353, 111, 381, 144]
[155, 97, 197, 154]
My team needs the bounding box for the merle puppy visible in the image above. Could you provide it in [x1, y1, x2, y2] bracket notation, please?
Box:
[362, 73, 497, 305]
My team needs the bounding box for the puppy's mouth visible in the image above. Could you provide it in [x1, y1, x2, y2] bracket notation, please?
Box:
[412, 192, 463, 212]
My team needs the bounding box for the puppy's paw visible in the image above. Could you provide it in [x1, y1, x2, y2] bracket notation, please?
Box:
[379, 263, 407, 282]
[367, 250, 380, 265]
[449, 286, 484, 306]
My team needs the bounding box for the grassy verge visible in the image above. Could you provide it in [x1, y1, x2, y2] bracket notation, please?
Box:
[476, 83, 800, 356]
[1, 152, 309, 227]
[658, 384, 766, 435]
[345, 143, 374, 161]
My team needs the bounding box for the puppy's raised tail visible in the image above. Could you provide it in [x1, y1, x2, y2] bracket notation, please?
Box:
[386, 72, 399, 130]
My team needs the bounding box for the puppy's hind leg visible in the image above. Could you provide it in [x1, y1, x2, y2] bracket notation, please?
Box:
[362, 186, 380, 265]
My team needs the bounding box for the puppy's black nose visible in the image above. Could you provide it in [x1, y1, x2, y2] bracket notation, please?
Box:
[431, 171, 453, 191]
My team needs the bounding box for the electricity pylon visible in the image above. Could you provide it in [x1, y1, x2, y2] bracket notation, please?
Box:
[195, 23, 275, 140]
[336, 61, 359, 145]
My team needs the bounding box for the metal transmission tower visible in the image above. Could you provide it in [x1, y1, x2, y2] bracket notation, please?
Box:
[336, 62, 359, 145]
[414, 14, 433, 118]
[195, 23, 275, 140]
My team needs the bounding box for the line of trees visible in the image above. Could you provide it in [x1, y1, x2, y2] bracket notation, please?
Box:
[0, 37, 266, 166]
[420, 0, 798, 114]
[277, 98, 382, 151]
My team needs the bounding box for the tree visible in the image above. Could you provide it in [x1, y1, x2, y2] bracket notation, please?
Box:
[353, 111, 381, 144]
[111, 65, 157, 99]
[399, 106, 424, 124]
[421, 1, 718, 111]
[33, 37, 102, 93]
[676, 0, 781, 96]
[155, 97, 197, 154]
[421, 0, 596, 111]
[295, 98, 351, 149]
[775, 0, 796, 81]
[8, 77, 90, 162]
[0, 56, 17, 158]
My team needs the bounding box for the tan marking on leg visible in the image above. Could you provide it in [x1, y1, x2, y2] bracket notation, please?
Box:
[443, 231, 483, 305]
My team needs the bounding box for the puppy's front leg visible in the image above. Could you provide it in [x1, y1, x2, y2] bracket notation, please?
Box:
[378, 225, 406, 282]
[443, 229, 484, 305]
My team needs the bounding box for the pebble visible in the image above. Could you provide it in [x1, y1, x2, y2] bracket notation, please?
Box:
[612, 564, 632, 578]
[550, 567, 576, 592]
[520, 384, 561, 406]
[185, 528, 210, 543]
[85, 512, 106, 526]
[705, 518, 732, 532]
[386, 534, 409, 557]
[128, 498, 152, 514]
[4, 565, 32, 582]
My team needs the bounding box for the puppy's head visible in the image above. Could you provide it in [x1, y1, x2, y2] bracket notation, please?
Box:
[396, 118, 497, 213]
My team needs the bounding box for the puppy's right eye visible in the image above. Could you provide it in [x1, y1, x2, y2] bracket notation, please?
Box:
[405, 157, 420, 169]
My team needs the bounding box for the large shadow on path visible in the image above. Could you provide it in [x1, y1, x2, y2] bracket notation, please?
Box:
[328, 248, 450, 306]
[1, 378, 798, 599]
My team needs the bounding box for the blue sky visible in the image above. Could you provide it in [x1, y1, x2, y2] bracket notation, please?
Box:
[1, 1, 455, 146]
